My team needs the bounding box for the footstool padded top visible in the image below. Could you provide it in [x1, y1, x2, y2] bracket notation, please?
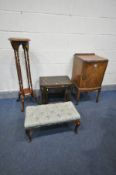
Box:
[24, 102, 80, 129]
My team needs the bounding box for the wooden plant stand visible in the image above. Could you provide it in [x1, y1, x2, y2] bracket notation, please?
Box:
[9, 38, 35, 112]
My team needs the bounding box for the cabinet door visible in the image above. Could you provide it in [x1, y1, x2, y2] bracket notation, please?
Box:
[80, 62, 107, 88]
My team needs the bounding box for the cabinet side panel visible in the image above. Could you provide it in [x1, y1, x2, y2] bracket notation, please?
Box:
[71, 56, 83, 87]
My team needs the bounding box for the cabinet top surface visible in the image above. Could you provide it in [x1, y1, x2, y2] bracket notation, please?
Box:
[9, 38, 30, 42]
[75, 53, 108, 62]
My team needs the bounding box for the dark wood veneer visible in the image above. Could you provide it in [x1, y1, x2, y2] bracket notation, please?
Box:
[40, 76, 73, 104]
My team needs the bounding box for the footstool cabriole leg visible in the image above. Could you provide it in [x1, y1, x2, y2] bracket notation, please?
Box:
[25, 128, 32, 142]
[74, 119, 80, 134]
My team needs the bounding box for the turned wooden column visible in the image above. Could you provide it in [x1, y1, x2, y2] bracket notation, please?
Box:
[9, 38, 34, 112]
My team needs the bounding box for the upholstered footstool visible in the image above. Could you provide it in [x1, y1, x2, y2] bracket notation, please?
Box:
[24, 101, 80, 142]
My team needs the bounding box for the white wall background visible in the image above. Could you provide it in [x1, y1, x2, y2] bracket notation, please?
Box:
[0, 0, 116, 91]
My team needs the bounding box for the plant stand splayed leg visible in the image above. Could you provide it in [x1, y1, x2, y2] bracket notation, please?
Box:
[9, 38, 35, 112]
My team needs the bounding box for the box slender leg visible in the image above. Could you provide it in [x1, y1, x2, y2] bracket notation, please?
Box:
[65, 87, 71, 101]
[44, 88, 46, 104]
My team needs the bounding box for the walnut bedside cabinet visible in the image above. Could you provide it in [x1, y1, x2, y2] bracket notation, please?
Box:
[71, 53, 108, 103]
